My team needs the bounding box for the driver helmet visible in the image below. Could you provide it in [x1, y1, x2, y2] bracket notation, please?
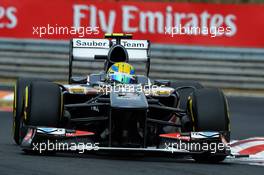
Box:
[107, 62, 136, 84]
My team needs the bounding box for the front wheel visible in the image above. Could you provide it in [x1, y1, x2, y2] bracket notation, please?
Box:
[187, 88, 230, 163]
[25, 81, 63, 127]
[13, 77, 43, 145]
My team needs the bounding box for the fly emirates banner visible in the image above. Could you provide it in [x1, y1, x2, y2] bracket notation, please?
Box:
[1, 0, 264, 48]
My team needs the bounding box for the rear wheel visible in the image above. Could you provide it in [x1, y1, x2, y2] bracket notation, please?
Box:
[187, 88, 230, 163]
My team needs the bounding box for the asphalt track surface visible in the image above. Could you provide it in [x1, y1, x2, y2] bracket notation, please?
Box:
[0, 96, 263, 175]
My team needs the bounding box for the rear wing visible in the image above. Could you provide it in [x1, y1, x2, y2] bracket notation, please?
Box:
[71, 38, 150, 62]
[69, 37, 151, 83]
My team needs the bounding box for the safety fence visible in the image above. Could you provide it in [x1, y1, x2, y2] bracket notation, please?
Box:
[0, 38, 264, 90]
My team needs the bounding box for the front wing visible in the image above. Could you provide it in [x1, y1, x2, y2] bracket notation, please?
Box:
[21, 127, 231, 156]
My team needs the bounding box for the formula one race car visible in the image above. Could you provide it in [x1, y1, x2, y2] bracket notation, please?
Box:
[13, 33, 230, 162]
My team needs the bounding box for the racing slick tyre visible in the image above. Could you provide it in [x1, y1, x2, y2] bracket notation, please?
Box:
[25, 82, 62, 127]
[170, 81, 203, 109]
[187, 88, 230, 163]
[13, 77, 44, 145]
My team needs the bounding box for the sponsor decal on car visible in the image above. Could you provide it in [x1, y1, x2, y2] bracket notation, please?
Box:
[73, 39, 109, 48]
[37, 127, 66, 135]
[159, 132, 190, 141]
[36, 127, 94, 137]
[191, 132, 220, 139]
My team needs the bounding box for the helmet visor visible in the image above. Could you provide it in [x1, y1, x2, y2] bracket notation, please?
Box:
[109, 73, 135, 84]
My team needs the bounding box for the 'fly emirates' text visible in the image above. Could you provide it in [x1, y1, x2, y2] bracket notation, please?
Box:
[73, 4, 237, 37]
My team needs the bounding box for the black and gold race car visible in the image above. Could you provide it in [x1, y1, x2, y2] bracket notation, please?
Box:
[13, 33, 230, 162]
